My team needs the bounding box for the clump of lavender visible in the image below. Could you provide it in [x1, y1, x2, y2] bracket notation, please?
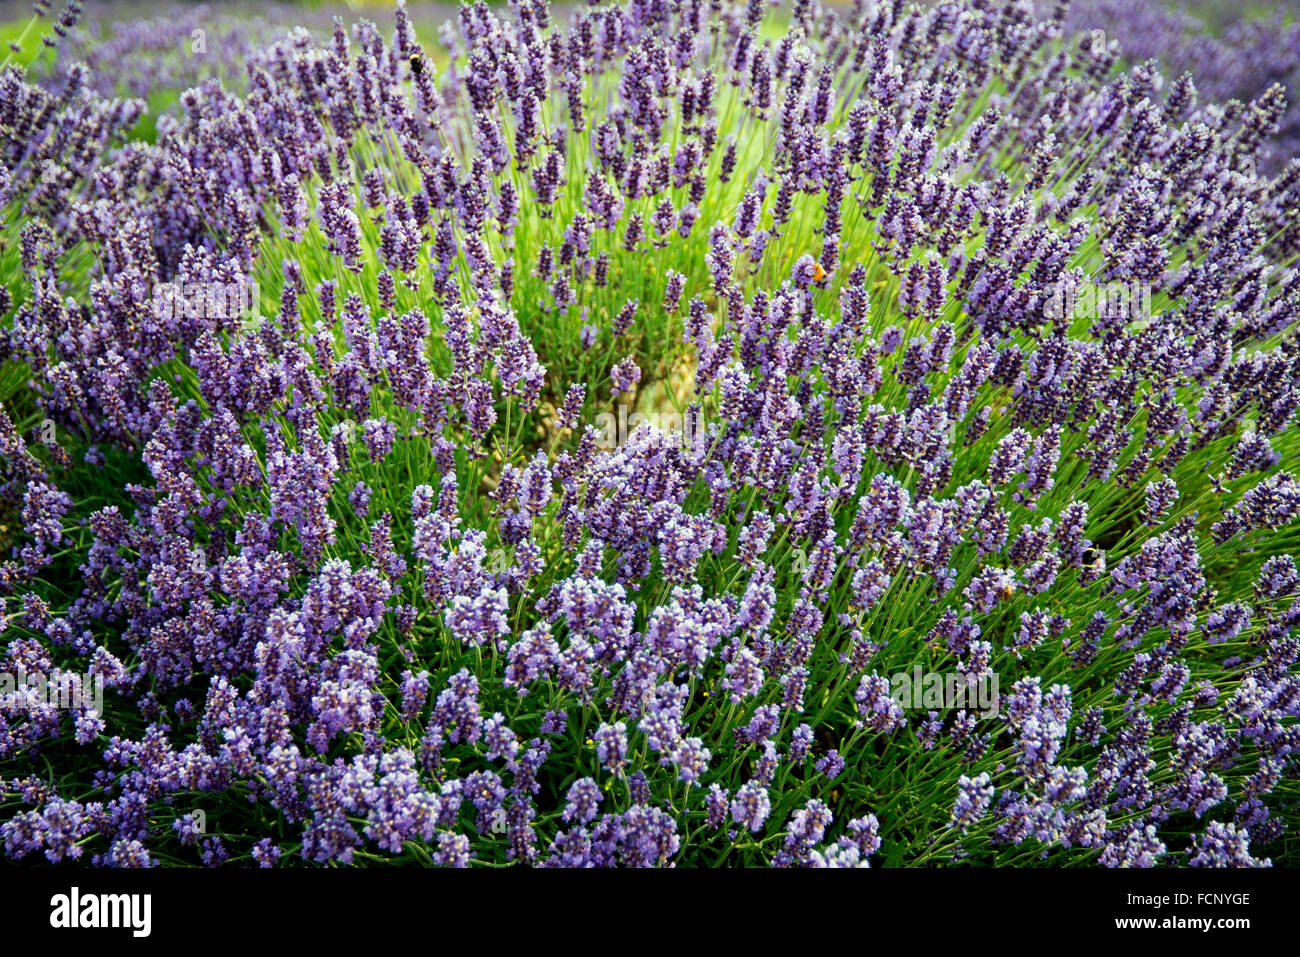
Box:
[0, 0, 1298, 869]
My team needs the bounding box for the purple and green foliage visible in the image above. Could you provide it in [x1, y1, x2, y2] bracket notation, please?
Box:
[0, 0, 1298, 867]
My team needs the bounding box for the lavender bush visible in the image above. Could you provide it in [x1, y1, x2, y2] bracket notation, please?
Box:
[0, 0, 1298, 868]
[1062, 0, 1300, 175]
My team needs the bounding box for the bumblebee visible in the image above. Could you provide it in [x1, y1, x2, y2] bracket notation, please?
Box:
[410, 53, 423, 76]
[812, 261, 827, 283]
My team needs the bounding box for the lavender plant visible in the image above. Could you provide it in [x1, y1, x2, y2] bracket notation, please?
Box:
[0, 0, 1298, 868]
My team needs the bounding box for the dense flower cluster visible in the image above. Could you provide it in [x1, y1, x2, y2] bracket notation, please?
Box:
[1062, 0, 1300, 175]
[1, 0, 1298, 868]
